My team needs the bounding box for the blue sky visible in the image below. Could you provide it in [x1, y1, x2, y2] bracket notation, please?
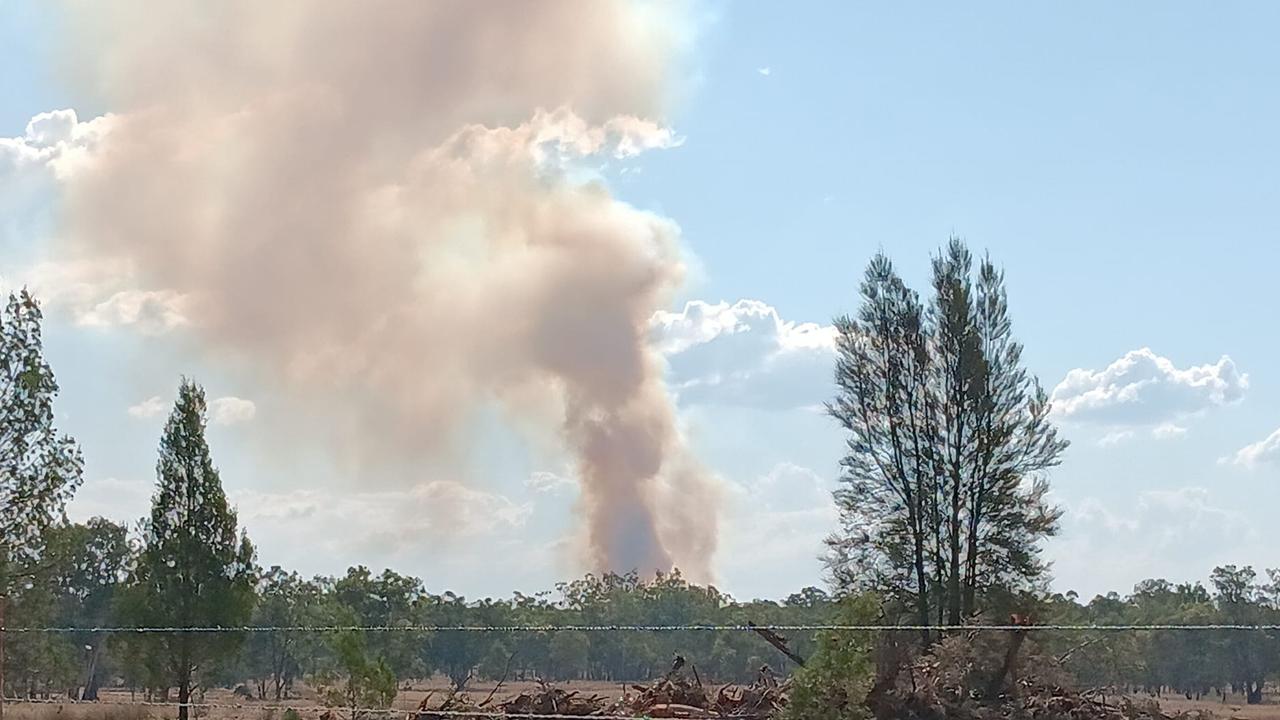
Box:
[2, 1, 1278, 600]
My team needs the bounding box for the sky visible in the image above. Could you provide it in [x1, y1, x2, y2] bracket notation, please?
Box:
[2, 1, 1277, 602]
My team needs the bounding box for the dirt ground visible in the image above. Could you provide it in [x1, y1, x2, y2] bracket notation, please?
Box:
[5, 679, 634, 720]
[11, 685, 1280, 720]
[1144, 692, 1280, 720]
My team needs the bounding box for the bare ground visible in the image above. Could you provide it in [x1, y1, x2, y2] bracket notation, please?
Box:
[11, 686, 1280, 720]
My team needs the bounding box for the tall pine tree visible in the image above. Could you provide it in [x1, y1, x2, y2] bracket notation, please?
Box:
[126, 378, 256, 719]
[828, 239, 1067, 639]
[0, 290, 83, 596]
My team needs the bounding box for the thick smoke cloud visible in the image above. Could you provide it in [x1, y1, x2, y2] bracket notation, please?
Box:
[56, 0, 718, 579]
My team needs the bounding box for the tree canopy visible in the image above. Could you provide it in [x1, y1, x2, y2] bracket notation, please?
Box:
[827, 240, 1067, 643]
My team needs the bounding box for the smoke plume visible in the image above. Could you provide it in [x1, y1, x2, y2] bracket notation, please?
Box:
[56, 0, 719, 578]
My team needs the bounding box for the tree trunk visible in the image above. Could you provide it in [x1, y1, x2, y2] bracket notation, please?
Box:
[1248, 681, 1262, 705]
[947, 472, 963, 626]
[912, 540, 931, 649]
[178, 679, 191, 720]
[82, 644, 103, 700]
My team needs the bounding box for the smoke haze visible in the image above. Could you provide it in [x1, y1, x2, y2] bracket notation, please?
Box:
[54, 0, 719, 579]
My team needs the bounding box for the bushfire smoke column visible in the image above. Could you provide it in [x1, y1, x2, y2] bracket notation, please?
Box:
[57, 0, 719, 578]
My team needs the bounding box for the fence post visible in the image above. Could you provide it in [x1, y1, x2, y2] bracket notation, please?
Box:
[1, 592, 7, 720]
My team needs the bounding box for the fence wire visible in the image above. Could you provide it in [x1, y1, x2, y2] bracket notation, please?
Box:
[5, 623, 1280, 634]
[5, 697, 632, 720]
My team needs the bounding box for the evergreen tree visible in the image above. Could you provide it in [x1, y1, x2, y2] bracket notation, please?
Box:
[0, 290, 83, 594]
[827, 253, 937, 645]
[124, 378, 256, 720]
[828, 240, 1067, 637]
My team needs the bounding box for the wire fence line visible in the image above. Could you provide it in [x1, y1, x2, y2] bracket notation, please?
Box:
[4, 698, 627, 720]
[6, 623, 1280, 634]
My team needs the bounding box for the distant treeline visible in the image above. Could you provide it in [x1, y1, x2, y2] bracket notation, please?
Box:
[5, 522, 834, 699]
[7, 517, 1280, 704]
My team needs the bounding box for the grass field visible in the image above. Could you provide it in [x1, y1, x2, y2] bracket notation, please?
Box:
[4, 679, 635, 720]
[10, 686, 1280, 720]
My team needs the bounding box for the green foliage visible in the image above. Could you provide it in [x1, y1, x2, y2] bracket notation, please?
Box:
[1032, 567, 1280, 704]
[828, 241, 1066, 639]
[4, 517, 131, 699]
[119, 378, 257, 718]
[242, 567, 320, 699]
[318, 633, 398, 718]
[0, 290, 83, 592]
[477, 640, 515, 681]
[783, 594, 879, 720]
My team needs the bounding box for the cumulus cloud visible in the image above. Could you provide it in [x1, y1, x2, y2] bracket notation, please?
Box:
[209, 396, 257, 426]
[129, 394, 256, 424]
[77, 288, 189, 334]
[651, 299, 836, 410]
[717, 462, 837, 599]
[0, 259, 189, 333]
[1050, 348, 1247, 426]
[0, 109, 114, 183]
[1223, 428, 1280, 469]
[1052, 486, 1256, 596]
[128, 396, 167, 419]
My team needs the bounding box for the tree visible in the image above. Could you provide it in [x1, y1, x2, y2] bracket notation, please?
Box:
[45, 519, 132, 699]
[1210, 565, 1274, 704]
[319, 633, 397, 720]
[122, 378, 256, 720]
[783, 594, 879, 720]
[244, 567, 314, 699]
[949, 247, 1065, 620]
[827, 253, 936, 644]
[827, 240, 1067, 641]
[0, 290, 83, 595]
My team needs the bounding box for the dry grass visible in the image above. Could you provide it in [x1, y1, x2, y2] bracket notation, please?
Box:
[1150, 693, 1280, 720]
[4, 679, 636, 720]
[6, 703, 156, 720]
[13, 687, 1280, 720]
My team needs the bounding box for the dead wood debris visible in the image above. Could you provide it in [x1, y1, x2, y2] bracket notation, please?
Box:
[867, 620, 1215, 720]
[408, 665, 787, 720]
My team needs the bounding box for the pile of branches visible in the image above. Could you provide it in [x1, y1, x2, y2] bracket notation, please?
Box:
[866, 626, 1214, 720]
[407, 659, 789, 720]
[620, 662, 788, 719]
[501, 681, 610, 716]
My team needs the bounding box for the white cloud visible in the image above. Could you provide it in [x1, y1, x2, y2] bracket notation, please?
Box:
[525, 470, 576, 494]
[1098, 429, 1134, 447]
[1, 112, 187, 335]
[0, 109, 114, 182]
[130, 394, 256, 424]
[68, 476, 153, 523]
[1152, 422, 1188, 440]
[1050, 348, 1247, 426]
[0, 260, 190, 334]
[718, 462, 837, 599]
[128, 396, 168, 419]
[231, 481, 532, 564]
[209, 396, 257, 425]
[1224, 428, 1280, 469]
[1052, 487, 1257, 597]
[651, 299, 835, 411]
[757, 67, 772, 77]
[77, 289, 189, 334]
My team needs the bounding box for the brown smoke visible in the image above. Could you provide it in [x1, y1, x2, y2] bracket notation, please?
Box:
[56, 0, 719, 579]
